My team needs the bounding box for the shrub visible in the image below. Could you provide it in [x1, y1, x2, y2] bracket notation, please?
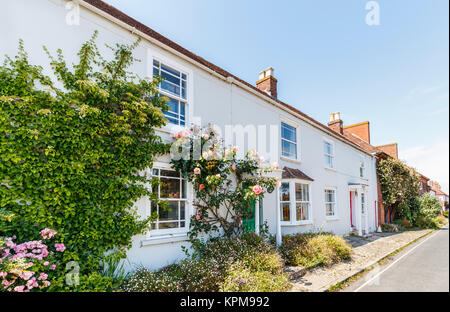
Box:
[400, 219, 412, 228]
[416, 215, 447, 230]
[415, 194, 443, 229]
[121, 233, 290, 292]
[444, 211, 448, 219]
[0, 229, 64, 292]
[279, 233, 352, 268]
[381, 223, 400, 233]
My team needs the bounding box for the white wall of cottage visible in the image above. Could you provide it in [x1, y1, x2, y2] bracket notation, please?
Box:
[1, 0, 379, 271]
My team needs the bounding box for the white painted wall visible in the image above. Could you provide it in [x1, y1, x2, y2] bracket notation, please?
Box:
[1, 0, 379, 271]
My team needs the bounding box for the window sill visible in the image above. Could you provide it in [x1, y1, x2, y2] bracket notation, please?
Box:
[280, 157, 301, 165]
[141, 233, 189, 247]
[325, 217, 340, 222]
[281, 221, 313, 227]
[324, 167, 337, 172]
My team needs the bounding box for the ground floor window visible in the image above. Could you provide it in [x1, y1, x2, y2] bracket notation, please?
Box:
[325, 188, 337, 217]
[151, 168, 187, 231]
[280, 181, 312, 224]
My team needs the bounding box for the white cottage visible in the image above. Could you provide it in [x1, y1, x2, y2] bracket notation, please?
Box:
[2, 0, 379, 271]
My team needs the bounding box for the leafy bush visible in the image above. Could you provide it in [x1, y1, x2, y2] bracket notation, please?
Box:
[0, 229, 64, 292]
[0, 34, 169, 286]
[444, 211, 448, 218]
[416, 215, 447, 230]
[413, 194, 443, 229]
[279, 233, 352, 268]
[381, 223, 400, 233]
[121, 233, 290, 292]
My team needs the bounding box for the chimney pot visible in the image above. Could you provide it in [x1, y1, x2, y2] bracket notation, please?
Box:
[328, 112, 343, 135]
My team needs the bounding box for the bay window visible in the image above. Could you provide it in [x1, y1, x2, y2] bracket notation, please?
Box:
[280, 181, 312, 224]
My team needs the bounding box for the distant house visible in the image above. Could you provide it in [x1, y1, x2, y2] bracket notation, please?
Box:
[429, 182, 449, 212]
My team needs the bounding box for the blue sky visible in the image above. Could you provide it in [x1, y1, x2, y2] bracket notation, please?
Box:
[104, 0, 449, 192]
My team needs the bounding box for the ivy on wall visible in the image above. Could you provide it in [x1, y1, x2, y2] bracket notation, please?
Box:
[0, 32, 170, 281]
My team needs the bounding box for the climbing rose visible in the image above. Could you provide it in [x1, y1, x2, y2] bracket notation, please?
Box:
[272, 161, 279, 170]
[194, 168, 201, 175]
[233, 146, 239, 153]
[195, 215, 201, 220]
[199, 184, 205, 190]
[231, 164, 237, 171]
[252, 185, 263, 195]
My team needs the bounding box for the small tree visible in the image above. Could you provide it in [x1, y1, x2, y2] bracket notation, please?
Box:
[0, 32, 169, 286]
[377, 158, 420, 223]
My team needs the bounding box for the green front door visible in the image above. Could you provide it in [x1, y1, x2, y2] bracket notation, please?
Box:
[242, 183, 256, 233]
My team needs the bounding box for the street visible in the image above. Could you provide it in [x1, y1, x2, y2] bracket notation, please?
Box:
[345, 227, 449, 292]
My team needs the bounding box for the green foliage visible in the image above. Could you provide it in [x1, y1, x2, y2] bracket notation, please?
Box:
[377, 158, 421, 221]
[0, 33, 169, 284]
[170, 126, 278, 242]
[48, 272, 115, 292]
[444, 211, 448, 218]
[121, 233, 290, 292]
[415, 194, 445, 229]
[279, 233, 352, 268]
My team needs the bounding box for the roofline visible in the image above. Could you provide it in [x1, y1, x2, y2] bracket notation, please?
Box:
[343, 121, 369, 129]
[79, 0, 375, 157]
[375, 143, 398, 148]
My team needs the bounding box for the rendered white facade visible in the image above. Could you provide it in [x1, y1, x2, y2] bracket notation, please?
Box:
[1, 0, 379, 271]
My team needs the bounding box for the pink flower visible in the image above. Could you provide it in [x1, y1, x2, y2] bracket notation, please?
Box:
[233, 146, 239, 153]
[252, 185, 263, 195]
[43, 261, 50, 266]
[194, 167, 201, 175]
[50, 265, 56, 271]
[259, 156, 265, 164]
[231, 164, 237, 171]
[272, 161, 279, 170]
[14, 285, 25, 292]
[38, 273, 48, 281]
[195, 215, 200, 220]
[40, 228, 57, 240]
[54, 243, 66, 252]
[0, 272, 7, 278]
[215, 174, 221, 178]
[42, 281, 51, 287]
[202, 134, 210, 140]
[199, 184, 205, 190]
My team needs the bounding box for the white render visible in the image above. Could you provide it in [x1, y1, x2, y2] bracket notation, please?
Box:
[2, 0, 379, 271]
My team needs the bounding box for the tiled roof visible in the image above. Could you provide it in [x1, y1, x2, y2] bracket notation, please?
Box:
[282, 167, 314, 181]
[80, 0, 374, 156]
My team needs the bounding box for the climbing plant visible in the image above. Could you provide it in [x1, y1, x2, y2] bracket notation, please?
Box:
[377, 157, 420, 223]
[0, 32, 170, 283]
[170, 125, 279, 246]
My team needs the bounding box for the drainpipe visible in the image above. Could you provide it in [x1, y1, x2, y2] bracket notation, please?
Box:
[276, 185, 282, 247]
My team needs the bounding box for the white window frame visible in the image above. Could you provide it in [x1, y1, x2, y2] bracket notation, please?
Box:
[147, 49, 194, 133]
[360, 159, 366, 178]
[280, 117, 301, 163]
[146, 162, 192, 237]
[323, 138, 335, 170]
[280, 179, 313, 226]
[324, 187, 338, 219]
[361, 191, 366, 216]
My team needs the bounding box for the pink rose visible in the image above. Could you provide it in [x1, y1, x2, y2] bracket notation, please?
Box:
[252, 185, 263, 195]
[14, 285, 25, 292]
[50, 265, 56, 271]
[202, 134, 210, 140]
[231, 164, 237, 171]
[195, 215, 200, 220]
[233, 146, 239, 153]
[272, 161, 279, 170]
[194, 167, 201, 175]
[43, 261, 50, 266]
[199, 184, 205, 190]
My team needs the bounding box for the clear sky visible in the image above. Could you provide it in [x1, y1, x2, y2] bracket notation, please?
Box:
[104, 0, 449, 192]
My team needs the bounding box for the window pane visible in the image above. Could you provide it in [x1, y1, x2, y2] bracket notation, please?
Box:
[180, 201, 185, 220]
[160, 170, 179, 178]
[281, 123, 296, 142]
[281, 203, 290, 222]
[296, 203, 309, 221]
[325, 155, 333, 168]
[159, 201, 179, 221]
[161, 81, 180, 97]
[161, 64, 181, 77]
[160, 178, 181, 199]
[324, 142, 333, 155]
[161, 70, 181, 86]
[159, 222, 179, 229]
[281, 183, 290, 201]
[326, 203, 334, 216]
[296, 184, 309, 202]
[282, 140, 297, 159]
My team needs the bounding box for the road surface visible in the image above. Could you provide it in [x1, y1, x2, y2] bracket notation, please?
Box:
[345, 227, 449, 292]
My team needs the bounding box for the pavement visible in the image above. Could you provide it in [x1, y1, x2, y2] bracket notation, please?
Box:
[344, 227, 449, 292]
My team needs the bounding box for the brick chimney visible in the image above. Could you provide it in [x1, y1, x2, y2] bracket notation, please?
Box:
[328, 112, 343, 135]
[343, 121, 371, 144]
[256, 68, 278, 98]
[375, 143, 399, 160]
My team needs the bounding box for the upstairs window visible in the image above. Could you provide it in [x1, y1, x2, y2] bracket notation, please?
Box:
[325, 188, 336, 217]
[151, 169, 187, 231]
[281, 122, 297, 159]
[153, 60, 187, 126]
[360, 160, 365, 178]
[324, 140, 335, 169]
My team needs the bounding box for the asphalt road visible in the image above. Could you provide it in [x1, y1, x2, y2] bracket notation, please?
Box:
[345, 227, 449, 292]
